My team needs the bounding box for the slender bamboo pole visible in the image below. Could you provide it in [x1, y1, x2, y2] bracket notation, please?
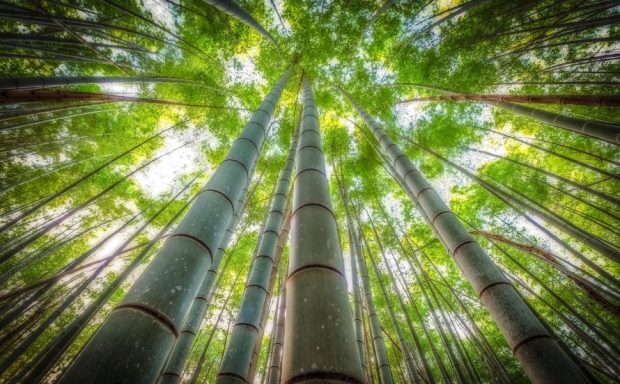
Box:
[335, 173, 370, 382]
[391, 83, 620, 145]
[366, 216, 421, 384]
[266, 272, 286, 384]
[494, 102, 620, 145]
[349, 211, 393, 384]
[472, 230, 620, 314]
[246, 204, 292, 384]
[468, 147, 620, 206]
[188, 272, 243, 384]
[259, 271, 281, 384]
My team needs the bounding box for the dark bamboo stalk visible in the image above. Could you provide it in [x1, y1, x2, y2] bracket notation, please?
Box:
[399, 94, 620, 107]
[266, 272, 286, 384]
[390, 82, 620, 144]
[0, 89, 242, 109]
[0, 76, 203, 91]
[204, 0, 277, 45]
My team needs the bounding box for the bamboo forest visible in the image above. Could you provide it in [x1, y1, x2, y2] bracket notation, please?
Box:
[1, 0, 619, 383]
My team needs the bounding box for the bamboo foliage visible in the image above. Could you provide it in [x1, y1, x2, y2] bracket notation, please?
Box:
[14, 189, 197, 383]
[366, 216, 421, 384]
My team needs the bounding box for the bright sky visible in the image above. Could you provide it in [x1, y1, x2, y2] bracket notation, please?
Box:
[132, 121, 210, 198]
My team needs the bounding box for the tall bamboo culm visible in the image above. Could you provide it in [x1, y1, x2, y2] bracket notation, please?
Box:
[343, 91, 590, 384]
[281, 76, 365, 383]
[216, 118, 299, 384]
[158, 165, 257, 384]
[59, 68, 292, 384]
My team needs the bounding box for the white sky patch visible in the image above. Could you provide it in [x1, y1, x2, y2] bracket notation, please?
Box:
[54, 63, 70, 76]
[225, 52, 266, 87]
[364, 61, 394, 84]
[394, 101, 425, 130]
[133, 125, 206, 198]
[94, 235, 126, 262]
[325, 162, 333, 181]
[229, 95, 251, 121]
[427, 171, 453, 203]
[341, 117, 355, 135]
[98, 82, 141, 96]
[14, 152, 56, 168]
[139, 0, 177, 32]
[426, 309, 470, 339]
